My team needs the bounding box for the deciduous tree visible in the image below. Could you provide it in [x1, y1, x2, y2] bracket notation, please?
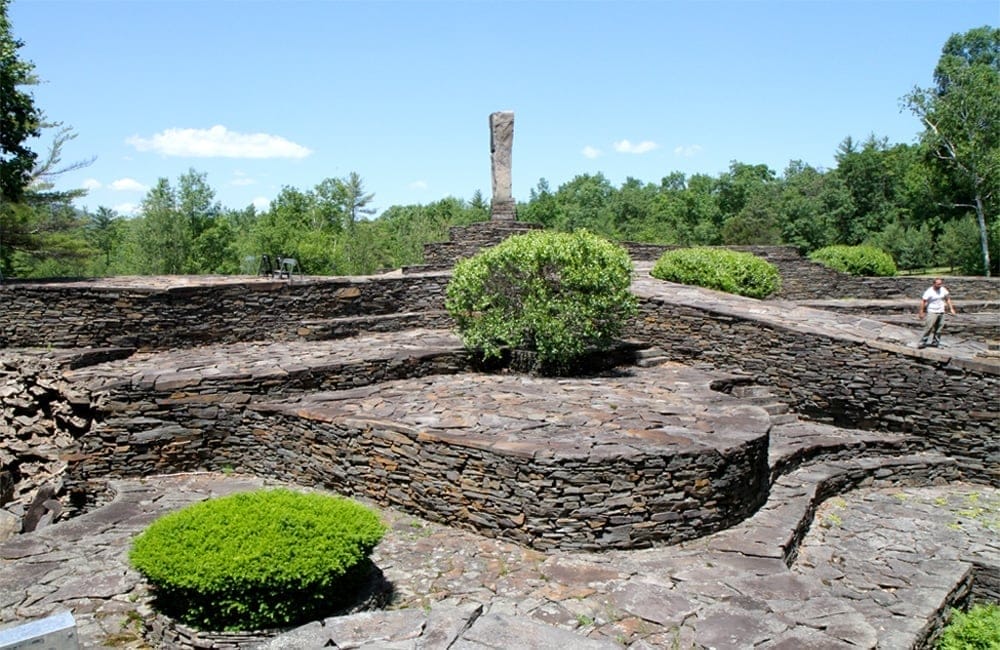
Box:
[0, 0, 40, 203]
[905, 26, 1000, 275]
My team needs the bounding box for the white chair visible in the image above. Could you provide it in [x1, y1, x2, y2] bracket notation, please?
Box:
[275, 257, 297, 281]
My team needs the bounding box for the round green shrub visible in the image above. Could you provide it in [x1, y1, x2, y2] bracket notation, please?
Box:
[937, 603, 1000, 650]
[808, 244, 897, 276]
[650, 247, 781, 299]
[129, 488, 386, 632]
[445, 229, 637, 374]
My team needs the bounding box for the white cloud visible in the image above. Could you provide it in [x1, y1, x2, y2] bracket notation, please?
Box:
[408, 180, 428, 190]
[109, 177, 147, 192]
[114, 202, 139, 215]
[614, 139, 659, 154]
[81, 178, 102, 190]
[582, 146, 602, 159]
[673, 144, 703, 158]
[252, 197, 271, 211]
[126, 125, 312, 159]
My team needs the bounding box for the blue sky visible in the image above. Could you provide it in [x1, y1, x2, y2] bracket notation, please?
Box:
[9, 0, 999, 218]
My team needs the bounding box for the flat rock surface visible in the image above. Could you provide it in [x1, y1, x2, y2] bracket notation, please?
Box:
[62, 329, 466, 391]
[267, 362, 771, 455]
[0, 474, 995, 649]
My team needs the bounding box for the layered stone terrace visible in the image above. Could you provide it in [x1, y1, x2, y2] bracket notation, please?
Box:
[59, 332, 772, 550]
[242, 365, 774, 551]
[1, 239, 998, 647]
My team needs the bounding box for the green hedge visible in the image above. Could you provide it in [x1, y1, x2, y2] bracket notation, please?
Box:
[129, 489, 386, 632]
[937, 603, 1000, 650]
[808, 244, 897, 276]
[445, 229, 637, 374]
[650, 247, 781, 298]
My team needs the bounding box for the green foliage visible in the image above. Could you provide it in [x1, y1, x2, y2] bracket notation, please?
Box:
[0, 0, 42, 203]
[777, 160, 847, 253]
[650, 247, 781, 298]
[809, 244, 897, 276]
[937, 603, 1000, 650]
[129, 489, 386, 632]
[445, 230, 637, 373]
[905, 26, 999, 276]
[939, 215, 1000, 276]
[869, 222, 935, 272]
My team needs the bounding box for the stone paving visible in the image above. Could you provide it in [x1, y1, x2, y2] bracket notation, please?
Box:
[1, 268, 997, 648]
[0, 471, 996, 649]
[627, 268, 992, 360]
[62, 329, 466, 393]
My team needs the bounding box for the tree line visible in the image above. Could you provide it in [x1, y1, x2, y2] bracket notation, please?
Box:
[2, 5, 997, 278]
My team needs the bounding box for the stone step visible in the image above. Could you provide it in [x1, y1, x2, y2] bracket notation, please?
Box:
[769, 412, 799, 425]
[768, 420, 917, 480]
[757, 402, 789, 415]
[708, 451, 960, 566]
[635, 356, 669, 367]
[731, 384, 774, 399]
[634, 346, 669, 367]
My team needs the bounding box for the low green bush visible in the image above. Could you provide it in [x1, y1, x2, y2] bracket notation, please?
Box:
[129, 489, 386, 632]
[808, 244, 897, 276]
[445, 229, 637, 374]
[650, 247, 781, 298]
[937, 603, 1000, 649]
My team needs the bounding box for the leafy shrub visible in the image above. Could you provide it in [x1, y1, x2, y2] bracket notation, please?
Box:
[937, 603, 1000, 650]
[445, 229, 637, 373]
[650, 247, 781, 298]
[129, 489, 386, 632]
[939, 215, 1000, 276]
[808, 244, 897, 276]
[870, 222, 935, 272]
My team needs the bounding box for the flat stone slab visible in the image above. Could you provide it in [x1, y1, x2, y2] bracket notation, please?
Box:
[265, 362, 771, 456]
[1, 475, 996, 649]
[63, 329, 466, 392]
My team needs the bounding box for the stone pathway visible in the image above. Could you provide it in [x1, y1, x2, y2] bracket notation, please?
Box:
[628, 267, 992, 359]
[1, 471, 995, 649]
[1, 269, 996, 648]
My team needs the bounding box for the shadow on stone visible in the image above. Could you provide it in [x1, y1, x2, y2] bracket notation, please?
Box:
[144, 560, 395, 649]
[470, 340, 649, 376]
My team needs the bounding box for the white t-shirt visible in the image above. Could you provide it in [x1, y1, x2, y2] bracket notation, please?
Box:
[922, 286, 949, 313]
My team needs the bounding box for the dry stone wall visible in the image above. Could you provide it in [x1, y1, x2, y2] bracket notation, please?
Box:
[0, 274, 452, 350]
[1, 244, 997, 545]
[415, 220, 542, 271]
[627, 301, 999, 485]
[61, 389, 772, 552]
[623, 242, 1000, 301]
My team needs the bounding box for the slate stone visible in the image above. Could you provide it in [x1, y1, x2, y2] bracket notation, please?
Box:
[693, 604, 786, 649]
[606, 581, 697, 628]
[458, 612, 620, 649]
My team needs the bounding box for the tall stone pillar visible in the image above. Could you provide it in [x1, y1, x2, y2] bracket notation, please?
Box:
[489, 111, 516, 221]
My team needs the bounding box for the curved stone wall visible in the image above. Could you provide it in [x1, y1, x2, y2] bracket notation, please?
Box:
[628, 278, 1000, 486]
[62, 365, 773, 552]
[2, 253, 997, 548]
[232, 404, 770, 552]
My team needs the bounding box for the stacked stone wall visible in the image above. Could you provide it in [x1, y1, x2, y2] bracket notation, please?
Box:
[627, 302, 999, 484]
[65, 397, 771, 552]
[0, 275, 452, 350]
[624, 242, 1000, 301]
[416, 220, 542, 271]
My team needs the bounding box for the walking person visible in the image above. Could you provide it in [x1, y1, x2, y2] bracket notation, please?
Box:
[917, 278, 956, 348]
